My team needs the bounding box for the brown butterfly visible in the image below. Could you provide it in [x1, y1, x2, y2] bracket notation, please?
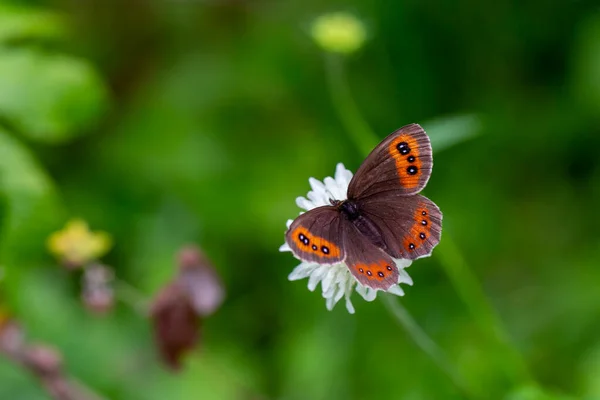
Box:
[285, 123, 442, 290]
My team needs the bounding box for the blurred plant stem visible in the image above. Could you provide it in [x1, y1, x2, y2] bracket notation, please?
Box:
[114, 278, 150, 316]
[325, 54, 380, 156]
[323, 53, 534, 392]
[0, 320, 108, 400]
[436, 236, 533, 385]
[380, 294, 475, 398]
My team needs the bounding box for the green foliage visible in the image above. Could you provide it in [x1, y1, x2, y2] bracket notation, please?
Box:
[0, 2, 108, 144]
[0, 128, 62, 265]
[572, 12, 600, 116]
[0, 48, 109, 143]
[424, 114, 481, 153]
[0, 3, 66, 43]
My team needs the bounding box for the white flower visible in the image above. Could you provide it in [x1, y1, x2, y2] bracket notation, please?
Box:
[280, 163, 413, 314]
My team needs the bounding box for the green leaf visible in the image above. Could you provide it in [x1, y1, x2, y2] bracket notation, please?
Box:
[571, 13, 600, 115]
[505, 385, 577, 400]
[0, 3, 66, 43]
[0, 48, 109, 144]
[0, 127, 63, 265]
[423, 114, 481, 153]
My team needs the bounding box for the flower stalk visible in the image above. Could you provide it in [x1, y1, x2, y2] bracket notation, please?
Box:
[435, 235, 533, 386]
[0, 317, 108, 400]
[380, 294, 474, 399]
[320, 33, 533, 395]
[325, 54, 380, 155]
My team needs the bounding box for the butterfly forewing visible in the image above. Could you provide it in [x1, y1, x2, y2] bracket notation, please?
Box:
[358, 193, 442, 259]
[348, 124, 432, 198]
[285, 206, 345, 264]
[343, 224, 399, 290]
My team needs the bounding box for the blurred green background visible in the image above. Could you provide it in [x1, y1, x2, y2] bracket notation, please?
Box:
[1, 0, 600, 399]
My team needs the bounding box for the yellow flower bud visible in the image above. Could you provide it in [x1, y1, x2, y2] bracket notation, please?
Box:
[47, 219, 112, 268]
[310, 12, 367, 55]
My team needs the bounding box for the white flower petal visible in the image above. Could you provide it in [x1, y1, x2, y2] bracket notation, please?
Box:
[361, 286, 378, 302]
[308, 266, 328, 291]
[288, 263, 318, 281]
[307, 178, 330, 207]
[322, 280, 336, 299]
[296, 196, 314, 211]
[344, 279, 356, 313]
[326, 285, 343, 310]
[307, 192, 326, 208]
[345, 297, 355, 314]
[321, 267, 338, 294]
[325, 295, 336, 311]
[308, 177, 327, 193]
[334, 163, 353, 190]
[394, 258, 413, 269]
[332, 281, 345, 304]
[286, 219, 293, 229]
[279, 243, 291, 252]
[355, 283, 368, 298]
[323, 177, 341, 199]
[387, 285, 405, 296]
[398, 268, 413, 286]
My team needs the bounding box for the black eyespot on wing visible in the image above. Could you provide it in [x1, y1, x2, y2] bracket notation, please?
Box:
[396, 142, 410, 155]
[285, 206, 345, 264]
[347, 123, 433, 197]
[357, 193, 442, 260]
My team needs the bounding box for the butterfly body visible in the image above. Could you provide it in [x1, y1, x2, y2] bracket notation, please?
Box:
[286, 124, 442, 290]
[333, 199, 387, 249]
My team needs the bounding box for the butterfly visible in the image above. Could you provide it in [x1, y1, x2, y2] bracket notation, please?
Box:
[285, 123, 442, 290]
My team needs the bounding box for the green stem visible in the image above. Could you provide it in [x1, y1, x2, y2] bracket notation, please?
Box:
[323, 52, 534, 391]
[324, 54, 379, 154]
[114, 278, 151, 316]
[380, 294, 476, 399]
[435, 235, 533, 386]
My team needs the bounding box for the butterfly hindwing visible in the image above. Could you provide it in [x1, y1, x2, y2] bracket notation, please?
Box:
[348, 124, 432, 198]
[358, 193, 442, 259]
[343, 222, 399, 290]
[285, 206, 345, 264]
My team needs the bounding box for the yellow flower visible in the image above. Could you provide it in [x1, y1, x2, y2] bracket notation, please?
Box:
[47, 219, 112, 268]
[310, 12, 367, 55]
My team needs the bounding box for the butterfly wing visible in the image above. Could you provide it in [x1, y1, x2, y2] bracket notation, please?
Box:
[285, 206, 345, 264]
[342, 222, 399, 290]
[358, 193, 442, 259]
[348, 123, 432, 199]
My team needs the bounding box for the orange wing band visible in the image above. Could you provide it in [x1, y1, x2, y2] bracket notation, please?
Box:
[388, 134, 423, 190]
[403, 202, 433, 252]
[352, 259, 395, 282]
[290, 226, 342, 259]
